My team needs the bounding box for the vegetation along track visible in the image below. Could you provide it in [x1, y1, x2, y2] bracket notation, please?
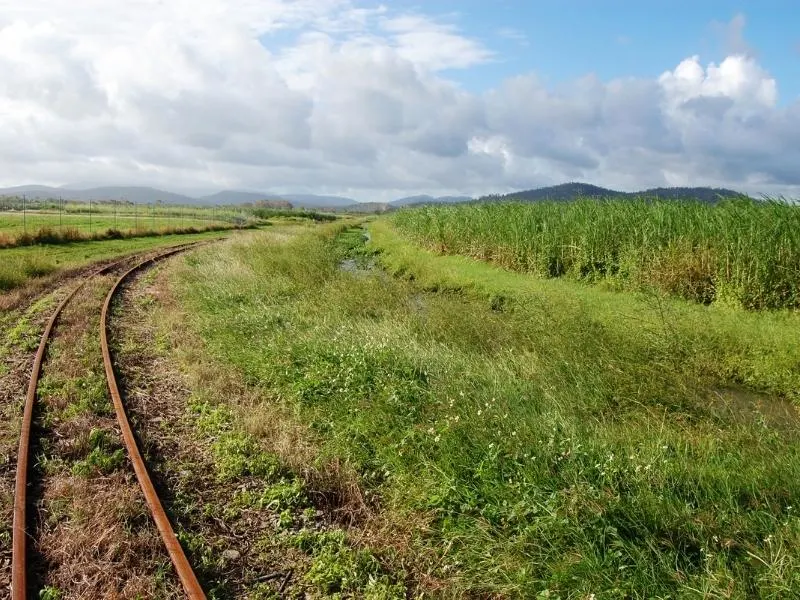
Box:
[10, 242, 206, 599]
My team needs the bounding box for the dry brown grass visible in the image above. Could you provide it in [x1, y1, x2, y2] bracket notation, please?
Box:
[31, 277, 181, 598]
[37, 476, 176, 600]
[639, 245, 717, 304]
[0, 259, 117, 313]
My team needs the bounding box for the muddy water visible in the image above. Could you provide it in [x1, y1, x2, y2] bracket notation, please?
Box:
[707, 386, 800, 430]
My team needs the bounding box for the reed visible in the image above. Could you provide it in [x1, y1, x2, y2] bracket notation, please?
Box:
[391, 197, 800, 309]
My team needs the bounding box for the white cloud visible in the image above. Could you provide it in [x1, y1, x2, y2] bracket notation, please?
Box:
[659, 55, 777, 109]
[0, 2, 798, 200]
[712, 13, 755, 58]
[379, 14, 494, 70]
[496, 27, 529, 47]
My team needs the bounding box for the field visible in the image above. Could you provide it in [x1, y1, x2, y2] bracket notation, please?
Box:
[0, 211, 227, 236]
[0, 200, 245, 247]
[0, 228, 237, 293]
[391, 198, 800, 309]
[3, 200, 799, 598]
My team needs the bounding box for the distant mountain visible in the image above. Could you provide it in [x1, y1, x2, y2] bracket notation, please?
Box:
[280, 194, 355, 208]
[480, 182, 746, 203]
[482, 182, 620, 202]
[0, 184, 195, 204]
[200, 190, 278, 205]
[74, 186, 195, 204]
[0, 185, 65, 198]
[390, 194, 473, 207]
[0, 184, 359, 208]
[0, 181, 749, 208]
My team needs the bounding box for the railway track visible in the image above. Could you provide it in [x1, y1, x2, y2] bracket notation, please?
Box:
[10, 243, 207, 599]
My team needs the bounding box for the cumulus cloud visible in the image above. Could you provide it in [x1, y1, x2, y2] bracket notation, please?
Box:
[0, 1, 798, 200]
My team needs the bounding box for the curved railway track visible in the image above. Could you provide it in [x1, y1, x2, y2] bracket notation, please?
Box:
[11, 243, 207, 600]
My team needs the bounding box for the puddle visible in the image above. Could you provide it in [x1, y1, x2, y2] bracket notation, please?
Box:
[337, 228, 376, 275]
[338, 257, 378, 276]
[707, 386, 800, 430]
[339, 258, 361, 272]
[408, 292, 427, 314]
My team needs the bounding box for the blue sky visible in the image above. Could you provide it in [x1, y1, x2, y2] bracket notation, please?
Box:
[376, 1, 799, 101]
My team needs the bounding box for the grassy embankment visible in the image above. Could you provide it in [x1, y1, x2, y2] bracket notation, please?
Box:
[0, 229, 234, 293]
[169, 218, 800, 598]
[391, 198, 800, 309]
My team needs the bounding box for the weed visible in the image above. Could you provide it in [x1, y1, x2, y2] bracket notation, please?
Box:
[190, 400, 280, 481]
[38, 586, 62, 600]
[70, 426, 124, 477]
[72, 446, 125, 477]
[289, 529, 405, 598]
[234, 479, 309, 513]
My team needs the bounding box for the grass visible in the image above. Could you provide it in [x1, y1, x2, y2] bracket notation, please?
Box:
[390, 197, 800, 309]
[0, 202, 336, 244]
[249, 207, 339, 222]
[0, 212, 229, 239]
[170, 221, 800, 597]
[184, 396, 404, 598]
[0, 219, 241, 250]
[0, 228, 234, 293]
[108, 254, 403, 598]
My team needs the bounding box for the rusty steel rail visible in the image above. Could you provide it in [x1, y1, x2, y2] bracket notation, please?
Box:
[100, 246, 207, 599]
[11, 256, 134, 599]
[11, 243, 200, 600]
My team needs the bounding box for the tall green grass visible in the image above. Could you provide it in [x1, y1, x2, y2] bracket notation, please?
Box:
[391, 197, 800, 309]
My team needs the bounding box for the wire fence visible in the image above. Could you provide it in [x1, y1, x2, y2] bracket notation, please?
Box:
[0, 195, 249, 236]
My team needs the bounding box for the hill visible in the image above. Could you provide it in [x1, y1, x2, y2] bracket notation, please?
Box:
[280, 194, 356, 209]
[0, 185, 196, 204]
[0, 185, 360, 208]
[480, 182, 746, 203]
[0, 182, 749, 208]
[200, 190, 280, 205]
[75, 186, 196, 204]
